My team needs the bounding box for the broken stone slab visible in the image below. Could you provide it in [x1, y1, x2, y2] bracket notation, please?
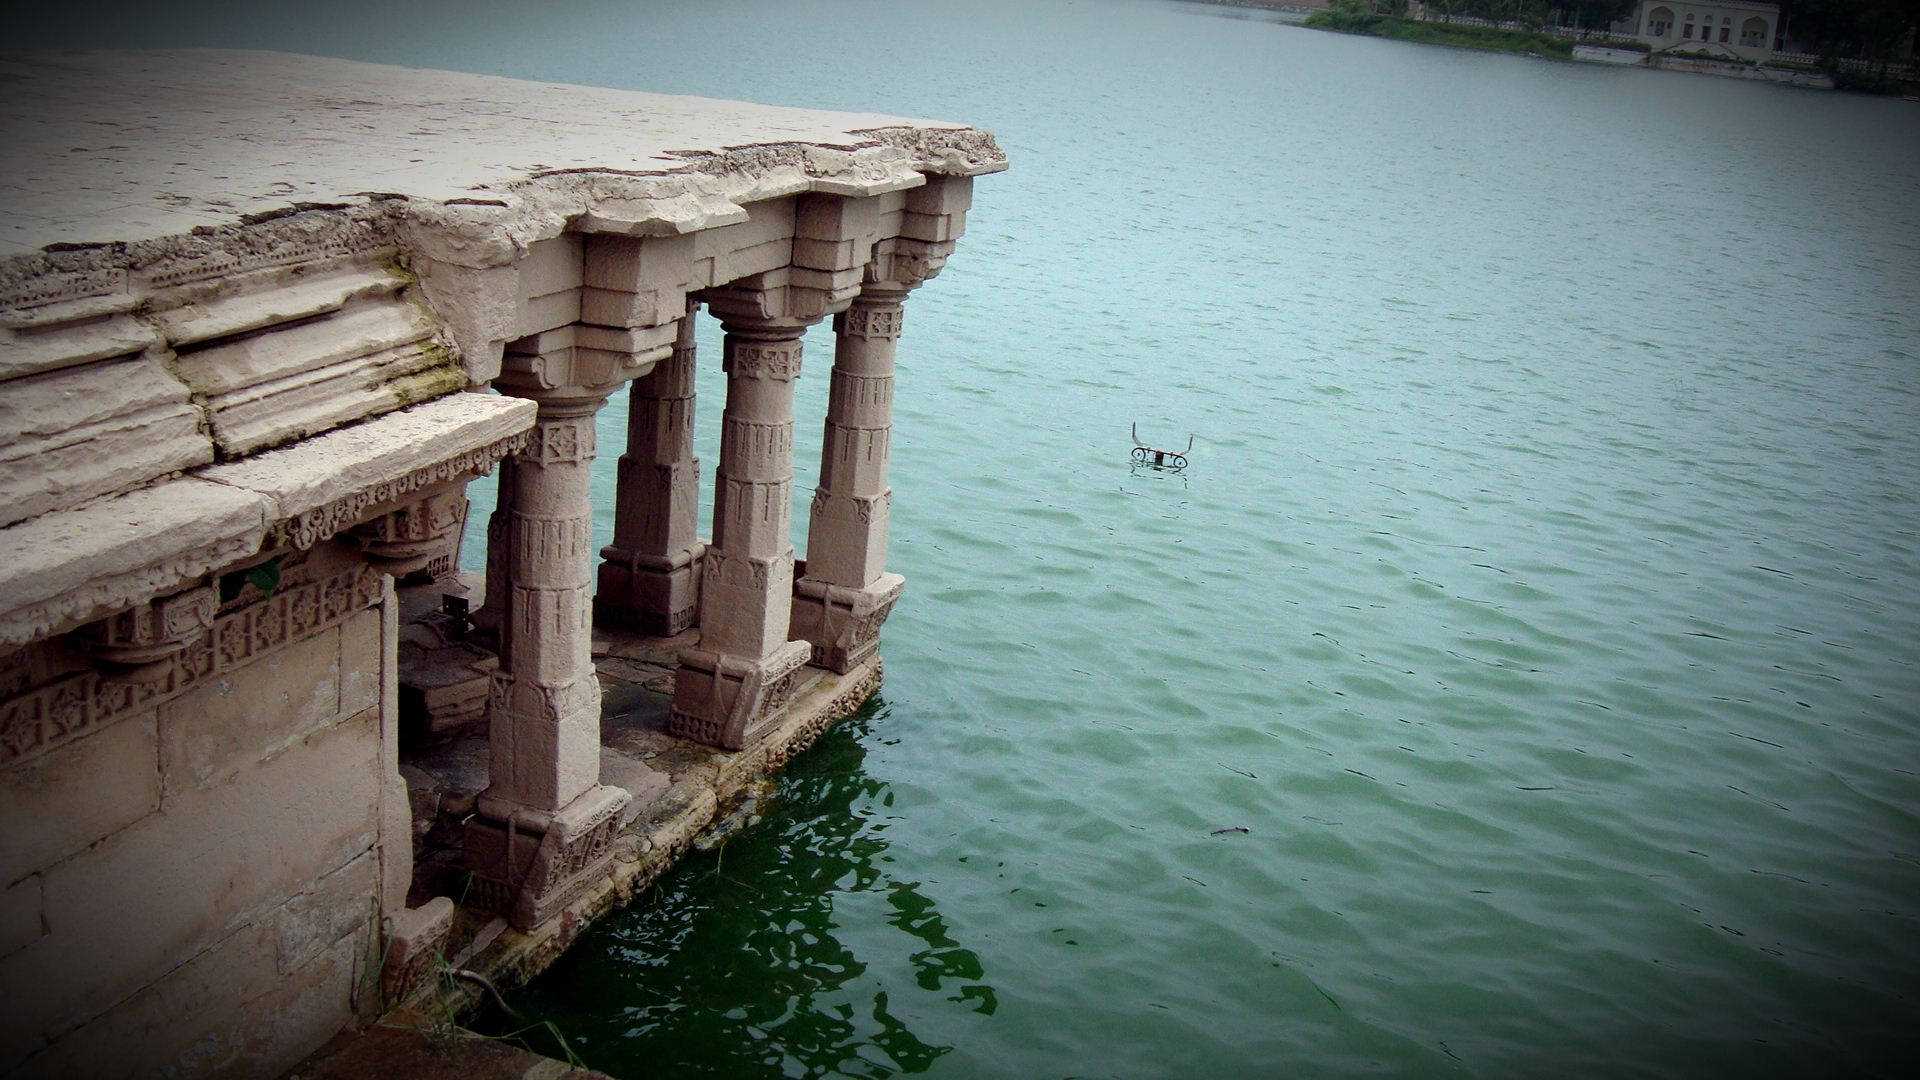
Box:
[197, 393, 536, 551]
[0, 353, 212, 530]
[398, 639, 498, 737]
[0, 478, 272, 648]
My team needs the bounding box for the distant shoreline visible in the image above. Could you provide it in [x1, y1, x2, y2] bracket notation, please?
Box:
[1181, 0, 1327, 14]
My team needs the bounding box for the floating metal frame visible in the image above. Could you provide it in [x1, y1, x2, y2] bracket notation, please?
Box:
[1131, 422, 1192, 470]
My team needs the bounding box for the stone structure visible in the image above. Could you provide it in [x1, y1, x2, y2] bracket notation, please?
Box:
[0, 49, 1001, 1078]
[1630, 0, 1780, 60]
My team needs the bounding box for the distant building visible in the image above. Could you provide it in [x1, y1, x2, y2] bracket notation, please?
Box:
[1629, 1, 1780, 61]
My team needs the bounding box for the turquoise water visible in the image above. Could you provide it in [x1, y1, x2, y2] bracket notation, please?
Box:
[29, 0, 1920, 1074]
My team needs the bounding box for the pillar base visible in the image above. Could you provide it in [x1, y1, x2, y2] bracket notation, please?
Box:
[381, 896, 454, 1006]
[667, 639, 810, 750]
[595, 541, 707, 636]
[790, 572, 904, 674]
[461, 783, 631, 931]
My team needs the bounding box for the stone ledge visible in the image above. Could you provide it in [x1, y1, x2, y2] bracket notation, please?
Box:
[0, 394, 536, 649]
[200, 393, 536, 551]
[0, 478, 271, 649]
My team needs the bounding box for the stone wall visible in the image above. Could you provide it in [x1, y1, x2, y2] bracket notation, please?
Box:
[0, 543, 405, 1078]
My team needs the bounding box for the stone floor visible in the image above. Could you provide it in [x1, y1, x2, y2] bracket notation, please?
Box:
[287, 1012, 613, 1080]
[401, 624, 696, 908]
[391, 580, 884, 1003]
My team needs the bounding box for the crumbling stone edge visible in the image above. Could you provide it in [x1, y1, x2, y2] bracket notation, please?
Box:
[406, 657, 885, 1016]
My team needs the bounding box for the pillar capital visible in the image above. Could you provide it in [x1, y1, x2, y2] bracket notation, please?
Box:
[347, 487, 469, 581]
[494, 323, 674, 411]
[701, 267, 848, 328]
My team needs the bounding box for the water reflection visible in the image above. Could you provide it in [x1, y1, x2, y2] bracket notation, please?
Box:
[497, 696, 988, 1078]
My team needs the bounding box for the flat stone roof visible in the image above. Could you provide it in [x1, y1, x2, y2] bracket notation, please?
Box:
[0, 49, 1004, 260]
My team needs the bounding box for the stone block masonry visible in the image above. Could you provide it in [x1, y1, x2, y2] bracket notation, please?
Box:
[0, 48, 1001, 1078]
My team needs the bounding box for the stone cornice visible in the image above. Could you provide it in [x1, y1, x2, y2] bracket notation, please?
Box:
[0, 394, 536, 649]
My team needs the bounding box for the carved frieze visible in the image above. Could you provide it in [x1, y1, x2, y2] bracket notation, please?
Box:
[137, 216, 391, 290]
[0, 564, 382, 765]
[276, 433, 529, 550]
[350, 490, 468, 578]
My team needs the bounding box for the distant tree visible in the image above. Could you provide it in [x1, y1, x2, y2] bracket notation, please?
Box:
[1561, 0, 1640, 31]
[1781, 0, 1920, 63]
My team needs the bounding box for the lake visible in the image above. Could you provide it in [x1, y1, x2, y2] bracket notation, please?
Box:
[25, 0, 1920, 1074]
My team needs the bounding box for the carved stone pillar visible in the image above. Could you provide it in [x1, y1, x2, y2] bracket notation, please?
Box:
[471, 459, 514, 639]
[792, 286, 909, 673]
[668, 319, 813, 750]
[466, 378, 630, 930]
[595, 309, 704, 636]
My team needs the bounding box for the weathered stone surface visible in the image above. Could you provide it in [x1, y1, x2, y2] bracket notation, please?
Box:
[340, 607, 383, 719]
[0, 50, 1003, 263]
[274, 849, 379, 976]
[149, 262, 405, 348]
[5, 922, 279, 1079]
[176, 925, 366, 1080]
[599, 749, 671, 826]
[175, 292, 461, 457]
[198, 394, 536, 551]
[381, 896, 453, 1006]
[17, 709, 379, 1036]
[0, 354, 210, 529]
[0, 310, 155, 382]
[380, 771, 413, 914]
[13, 914, 369, 1080]
[158, 626, 345, 794]
[274, 845, 378, 980]
[0, 709, 160, 887]
[0, 874, 42, 962]
[0, 478, 271, 648]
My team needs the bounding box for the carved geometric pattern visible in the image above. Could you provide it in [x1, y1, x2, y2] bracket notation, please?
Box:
[522, 418, 595, 466]
[276, 433, 529, 550]
[841, 304, 903, 341]
[507, 514, 594, 563]
[726, 340, 803, 381]
[359, 490, 468, 543]
[488, 671, 599, 723]
[0, 266, 128, 312]
[853, 490, 893, 524]
[828, 372, 895, 418]
[140, 219, 388, 289]
[719, 418, 794, 472]
[0, 564, 382, 765]
[701, 553, 780, 592]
